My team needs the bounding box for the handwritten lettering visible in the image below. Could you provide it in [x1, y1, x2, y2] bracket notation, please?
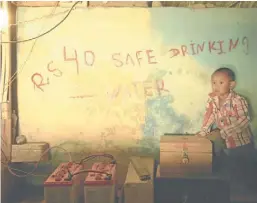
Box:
[31, 73, 49, 92]
[84, 51, 95, 66]
[126, 54, 135, 66]
[69, 79, 167, 100]
[190, 42, 197, 55]
[156, 79, 169, 95]
[169, 48, 180, 58]
[217, 40, 226, 55]
[111, 50, 158, 68]
[112, 53, 123, 67]
[63, 46, 79, 75]
[108, 79, 167, 99]
[107, 86, 121, 99]
[196, 42, 205, 54]
[146, 50, 157, 64]
[30, 36, 249, 93]
[168, 37, 248, 58]
[31, 61, 63, 91]
[181, 45, 188, 56]
[47, 61, 62, 77]
[143, 80, 154, 97]
[136, 51, 143, 66]
[208, 41, 218, 53]
[229, 38, 239, 52]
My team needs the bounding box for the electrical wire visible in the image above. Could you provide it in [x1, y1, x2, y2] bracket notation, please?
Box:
[78, 153, 115, 165]
[1, 148, 119, 180]
[2, 4, 59, 95]
[0, 137, 131, 180]
[1, 1, 80, 96]
[0, 1, 81, 44]
[67, 155, 116, 180]
[1, 162, 48, 177]
[70, 169, 112, 180]
[8, 9, 70, 27]
[1, 145, 72, 178]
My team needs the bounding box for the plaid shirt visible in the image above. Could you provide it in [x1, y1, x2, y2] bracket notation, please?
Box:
[200, 91, 253, 149]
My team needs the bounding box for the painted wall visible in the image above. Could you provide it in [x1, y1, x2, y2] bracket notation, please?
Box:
[17, 7, 257, 153]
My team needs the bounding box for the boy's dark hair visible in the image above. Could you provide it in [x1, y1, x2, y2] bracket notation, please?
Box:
[213, 67, 236, 81]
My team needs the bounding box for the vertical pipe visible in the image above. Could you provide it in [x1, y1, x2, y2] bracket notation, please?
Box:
[1, 1, 12, 161]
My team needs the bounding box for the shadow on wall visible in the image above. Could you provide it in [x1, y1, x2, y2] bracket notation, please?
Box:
[226, 65, 256, 119]
[243, 93, 255, 120]
[243, 93, 257, 147]
[234, 90, 256, 148]
[220, 64, 256, 144]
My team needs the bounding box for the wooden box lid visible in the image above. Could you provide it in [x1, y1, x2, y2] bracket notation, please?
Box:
[160, 135, 212, 153]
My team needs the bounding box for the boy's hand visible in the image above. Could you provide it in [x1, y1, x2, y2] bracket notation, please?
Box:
[208, 92, 217, 97]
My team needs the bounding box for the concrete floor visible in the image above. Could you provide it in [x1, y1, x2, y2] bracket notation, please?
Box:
[5, 183, 257, 203]
[7, 169, 257, 203]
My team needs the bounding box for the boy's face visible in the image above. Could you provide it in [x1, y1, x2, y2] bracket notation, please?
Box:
[211, 72, 234, 97]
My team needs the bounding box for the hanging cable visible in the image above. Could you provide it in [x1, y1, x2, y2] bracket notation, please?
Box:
[2, 4, 59, 96]
[1, 1, 81, 96]
[8, 9, 70, 27]
[0, 1, 81, 44]
[1, 145, 72, 178]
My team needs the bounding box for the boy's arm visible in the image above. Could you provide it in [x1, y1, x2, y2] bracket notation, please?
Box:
[198, 99, 215, 136]
[221, 97, 250, 135]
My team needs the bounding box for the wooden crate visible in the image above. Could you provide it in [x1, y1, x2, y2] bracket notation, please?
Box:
[11, 142, 49, 162]
[160, 135, 212, 177]
[123, 156, 154, 203]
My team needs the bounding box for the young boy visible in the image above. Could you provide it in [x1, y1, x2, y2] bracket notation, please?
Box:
[197, 67, 255, 183]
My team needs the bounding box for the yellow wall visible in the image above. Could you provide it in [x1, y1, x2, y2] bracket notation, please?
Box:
[17, 7, 257, 152]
